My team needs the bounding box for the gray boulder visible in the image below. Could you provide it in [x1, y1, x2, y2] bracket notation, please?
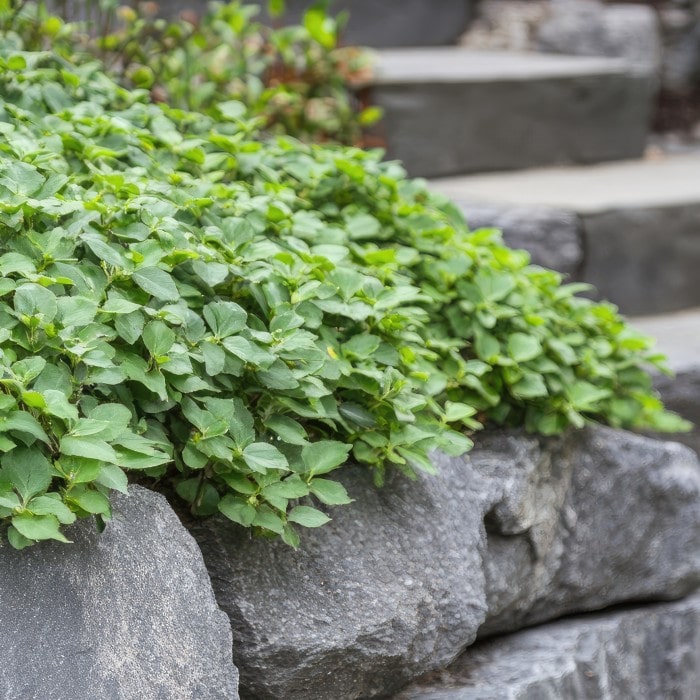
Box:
[193, 426, 700, 699]
[480, 427, 700, 635]
[457, 203, 583, 276]
[395, 593, 700, 700]
[192, 452, 497, 700]
[0, 486, 239, 700]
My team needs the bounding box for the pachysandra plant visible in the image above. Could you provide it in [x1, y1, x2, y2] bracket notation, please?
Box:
[0, 41, 688, 549]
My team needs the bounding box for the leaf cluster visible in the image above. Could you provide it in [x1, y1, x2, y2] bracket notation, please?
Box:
[0, 44, 686, 548]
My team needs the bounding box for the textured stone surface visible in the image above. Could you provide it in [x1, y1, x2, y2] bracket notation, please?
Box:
[429, 153, 700, 314]
[0, 486, 238, 700]
[455, 203, 583, 276]
[368, 49, 653, 176]
[193, 453, 495, 700]
[193, 426, 700, 699]
[395, 594, 700, 700]
[480, 427, 700, 636]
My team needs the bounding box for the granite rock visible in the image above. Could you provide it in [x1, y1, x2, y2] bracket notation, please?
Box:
[0, 486, 239, 700]
[480, 426, 700, 636]
[194, 427, 700, 699]
[396, 593, 700, 700]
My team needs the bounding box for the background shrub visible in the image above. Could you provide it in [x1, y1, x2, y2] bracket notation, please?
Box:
[1, 0, 381, 144]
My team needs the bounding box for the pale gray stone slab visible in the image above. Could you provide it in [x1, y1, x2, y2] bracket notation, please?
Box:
[452, 203, 583, 276]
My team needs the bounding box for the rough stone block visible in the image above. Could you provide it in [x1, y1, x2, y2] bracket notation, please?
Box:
[0, 487, 239, 700]
[193, 427, 700, 699]
[395, 594, 700, 700]
[582, 203, 700, 315]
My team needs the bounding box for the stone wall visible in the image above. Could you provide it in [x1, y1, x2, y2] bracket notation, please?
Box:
[3, 426, 699, 698]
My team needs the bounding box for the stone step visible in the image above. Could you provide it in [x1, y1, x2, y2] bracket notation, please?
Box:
[632, 307, 700, 454]
[394, 594, 700, 700]
[364, 48, 654, 177]
[430, 152, 700, 315]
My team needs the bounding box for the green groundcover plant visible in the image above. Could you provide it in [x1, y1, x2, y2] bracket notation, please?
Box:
[3, 0, 380, 145]
[0, 40, 688, 549]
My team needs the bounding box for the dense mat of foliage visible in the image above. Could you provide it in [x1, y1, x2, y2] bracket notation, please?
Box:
[2, 0, 379, 144]
[0, 44, 687, 548]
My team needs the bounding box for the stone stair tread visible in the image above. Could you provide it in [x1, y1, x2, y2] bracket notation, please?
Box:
[368, 47, 630, 85]
[429, 152, 700, 213]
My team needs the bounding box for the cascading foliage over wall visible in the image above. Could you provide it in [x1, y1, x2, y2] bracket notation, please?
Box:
[0, 34, 687, 548]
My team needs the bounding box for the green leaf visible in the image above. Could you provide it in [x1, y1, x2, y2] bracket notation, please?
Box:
[115, 311, 144, 344]
[224, 336, 274, 367]
[281, 523, 300, 548]
[309, 478, 352, 505]
[7, 525, 33, 550]
[202, 342, 226, 376]
[95, 464, 129, 494]
[568, 381, 611, 410]
[43, 390, 79, 424]
[508, 333, 543, 363]
[0, 447, 51, 502]
[27, 494, 77, 524]
[242, 443, 289, 473]
[263, 477, 310, 500]
[203, 301, 248, 338]
[265, 415, 308, 446]
[219, 495, 257, 526]
[67, 487, 111, 516]
[132, 267, 179, 301]
[60, 436, 118, 464]
[12, 513, 70, 543]
[143, 320, 176, 356]
[288, 505, 331, 528]
[13, 283, 57, 322]
[21, 391, 46, 410]
[0, 412, 50, 445]
[252, 508, 285, 534]
[512, 373, 548, 399]
[301, 441, 351, 475]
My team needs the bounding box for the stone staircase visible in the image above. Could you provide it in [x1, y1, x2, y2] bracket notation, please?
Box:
[361, 23, 700, 700]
